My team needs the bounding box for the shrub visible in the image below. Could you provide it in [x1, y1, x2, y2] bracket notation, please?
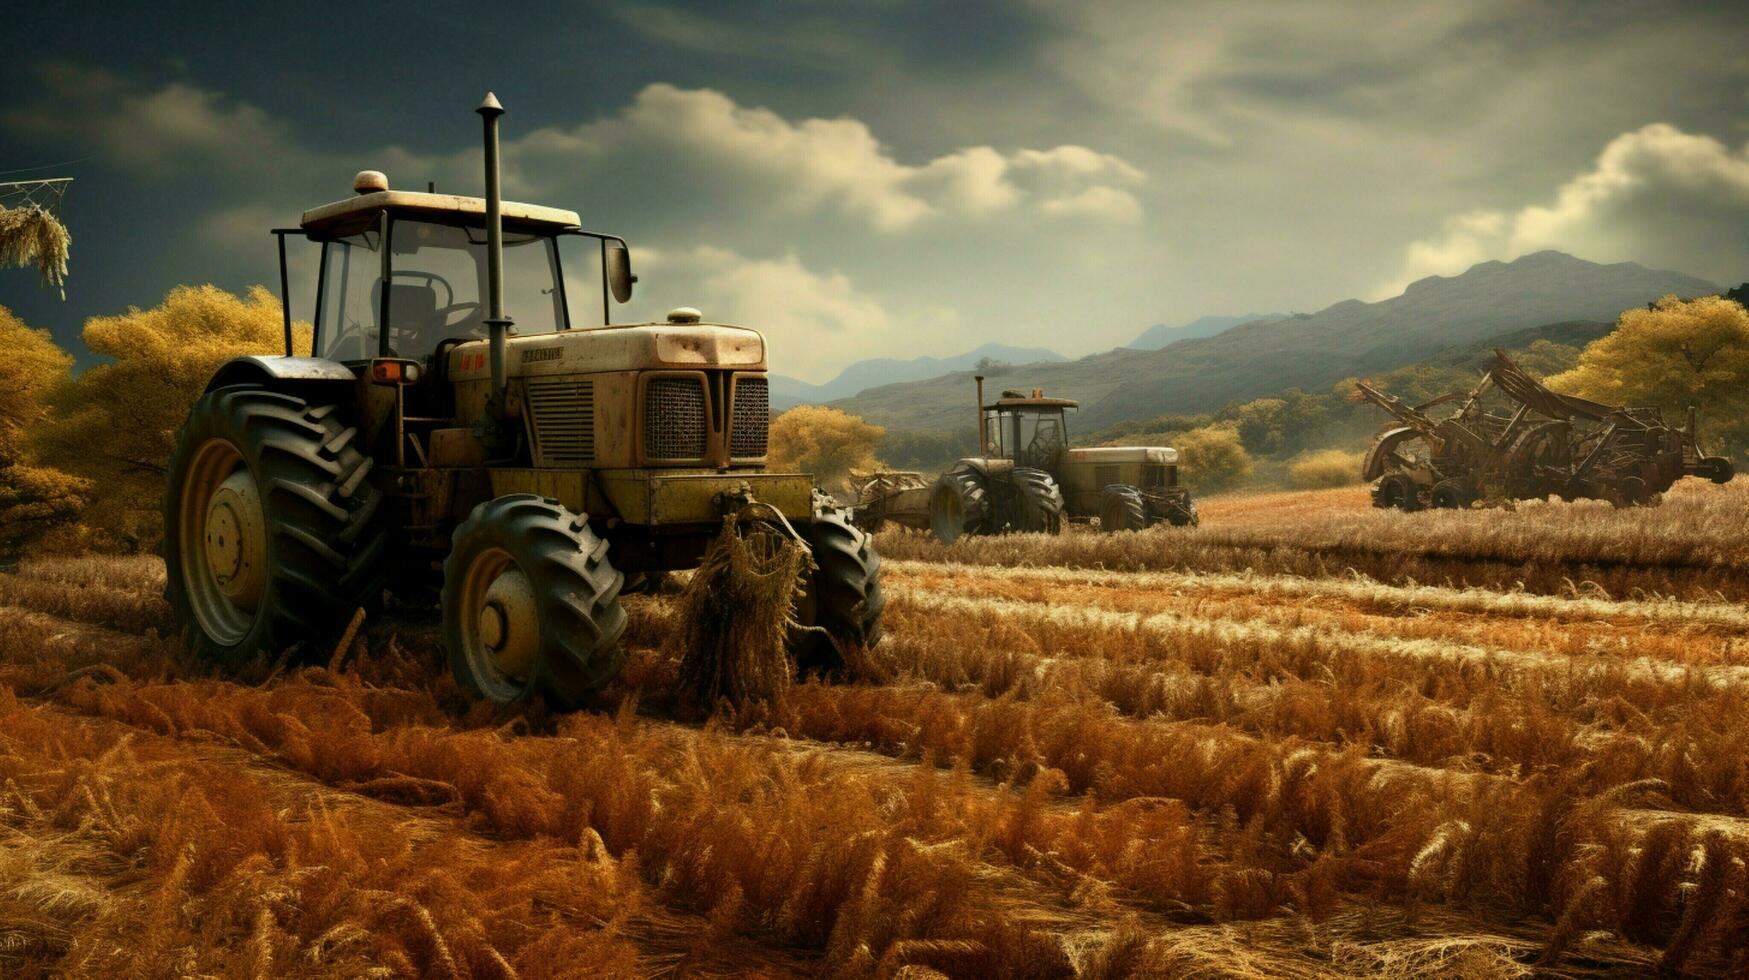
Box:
[1174, 424, 1254, 490]
[767, 405, 885, 492]
[1288, 448, 1364, 488]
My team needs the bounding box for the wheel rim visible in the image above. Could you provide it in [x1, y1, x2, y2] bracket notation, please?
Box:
[456, 546, 541, 701]
[179, 439, 267, 646]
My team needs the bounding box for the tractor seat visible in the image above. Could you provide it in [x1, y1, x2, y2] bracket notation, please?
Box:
[370, 281, 441, 358]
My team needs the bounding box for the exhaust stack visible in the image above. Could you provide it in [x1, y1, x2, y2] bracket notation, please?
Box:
[476, 92, 511, 406]
[974, 375, 986, 454]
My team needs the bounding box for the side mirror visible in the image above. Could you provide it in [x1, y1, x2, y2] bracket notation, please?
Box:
[605, 242, 635, 303]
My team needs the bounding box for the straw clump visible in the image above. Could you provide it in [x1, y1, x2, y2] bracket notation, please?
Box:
[0, 205, 71, 298]
[676, 517, 809, 712]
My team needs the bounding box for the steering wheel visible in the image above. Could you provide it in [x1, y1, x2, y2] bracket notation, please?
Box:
[435, 301, 484, 333]
[385, 270, 484, 344]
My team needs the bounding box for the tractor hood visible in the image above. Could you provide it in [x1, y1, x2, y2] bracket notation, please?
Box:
[446, 322, 767, 380]
[1068, 446, 1179, 465]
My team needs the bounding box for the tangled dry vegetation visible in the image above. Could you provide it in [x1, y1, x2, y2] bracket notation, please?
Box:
[1, 482, 1747, 976]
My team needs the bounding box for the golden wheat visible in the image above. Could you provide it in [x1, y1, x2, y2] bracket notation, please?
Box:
[4, 477, 1749, 973]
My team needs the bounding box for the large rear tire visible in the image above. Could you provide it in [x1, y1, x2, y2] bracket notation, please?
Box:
[791, 498, 885, 672]
[1099, 485, 1147, 532]
[162, 386, 386, 665]
[1012, 467, 1064, 533]
[929, 463, 990, 544]
[443, 495, 627, 709]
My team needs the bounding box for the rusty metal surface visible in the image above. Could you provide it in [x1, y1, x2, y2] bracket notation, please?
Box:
[1357, 349, 1734, 509]
[850, 471, 934, 532]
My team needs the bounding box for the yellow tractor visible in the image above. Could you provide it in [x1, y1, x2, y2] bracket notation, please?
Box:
[162, 95, 883, 707]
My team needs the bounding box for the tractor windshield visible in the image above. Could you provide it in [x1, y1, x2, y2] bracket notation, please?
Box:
[1013, 409, 1068, 470]
[316, 218, 564, 362]
[984, 407, 1069, 468]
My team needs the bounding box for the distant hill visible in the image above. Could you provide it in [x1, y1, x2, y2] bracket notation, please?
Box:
[1127, 313, 1285, 350]
[1402, 319, 1614, 372]
[833, 251, 1717, 431]
[770, 342, 1066, 410]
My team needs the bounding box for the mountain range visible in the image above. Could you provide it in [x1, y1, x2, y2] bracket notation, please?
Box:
[1126, 313, 1285, 350]
[828, 251, 1718, 432]
[770, 342, 1067, 410]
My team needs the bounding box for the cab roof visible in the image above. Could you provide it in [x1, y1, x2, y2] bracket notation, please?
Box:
[987, 396, 1079, 411]
[300, 190, 581, 239]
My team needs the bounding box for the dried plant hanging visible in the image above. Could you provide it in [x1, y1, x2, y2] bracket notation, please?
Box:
[0, 177, 73, 300]
[676, 515, 811, 714]
[0, 205, 71, 299]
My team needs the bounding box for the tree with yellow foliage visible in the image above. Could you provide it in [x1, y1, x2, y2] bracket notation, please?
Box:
[768, 405, 885, 493]
[0, 305, 88, 563]
[1173, 424, 1254, 491]
[35, 285, 308, 549]
[1547, 294, 1749, 458]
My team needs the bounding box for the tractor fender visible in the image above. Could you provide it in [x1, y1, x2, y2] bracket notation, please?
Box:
[1362, 426, 1422, 481]
[204, 355, 358, 393]
[953, 457, 1015, 481]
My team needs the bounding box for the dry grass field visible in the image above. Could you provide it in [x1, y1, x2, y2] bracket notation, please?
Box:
[2, 480, 1748, 977]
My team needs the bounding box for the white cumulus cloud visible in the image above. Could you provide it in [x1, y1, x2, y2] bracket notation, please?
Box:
[624, 245, 922, 379]
[1387, 123, 1749, 293]
[495, 83, 1146, 231]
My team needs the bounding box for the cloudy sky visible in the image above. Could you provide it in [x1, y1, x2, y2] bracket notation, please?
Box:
[3, 0, 1748, 382]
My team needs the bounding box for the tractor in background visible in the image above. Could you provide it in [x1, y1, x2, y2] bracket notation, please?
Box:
[855, 377, 1197, 542]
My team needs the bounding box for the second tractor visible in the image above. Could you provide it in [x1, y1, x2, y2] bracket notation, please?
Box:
[855, 376, 1197, 541]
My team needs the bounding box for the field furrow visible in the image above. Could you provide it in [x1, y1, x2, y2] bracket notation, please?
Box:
[4, 480, 1748, 976]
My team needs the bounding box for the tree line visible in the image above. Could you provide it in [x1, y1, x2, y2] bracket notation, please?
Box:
[3, 286, 1745, 562]
[0, 286, 298, 560]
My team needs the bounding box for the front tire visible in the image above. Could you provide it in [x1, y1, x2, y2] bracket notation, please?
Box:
[1012, 467, 1064, 533]
[162, 386, 386, 665]
[930, 463, 990, 544]
[1430, 480, 1470, 509]
[1373, 474, 1423, 511]
[1099, 485, 1147, 532]
[791, 499, 885, 672]
[443, 495, 627, 709]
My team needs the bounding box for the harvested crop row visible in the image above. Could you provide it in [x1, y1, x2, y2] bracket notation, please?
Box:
[876, 482, 1749, 599]
[885, 564, 1749, 672]
[0, 688, 661, 978]
[743, 680, 1749, 972]
[40, 665, 1077, 976]
[10, 623, 1651, 973]
[868, 597, 1749, 812]
[887, 559, 1749, 638]
[884, 587, 1749, 702]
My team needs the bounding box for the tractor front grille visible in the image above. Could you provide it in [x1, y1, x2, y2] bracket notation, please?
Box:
[644, 377, 708, 460]
[730, 376, 769, 458]
[527, 379, 596, 466]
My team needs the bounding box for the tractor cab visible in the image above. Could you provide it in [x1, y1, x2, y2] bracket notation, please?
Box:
[288, 171, 633, 366]
[981, 389, 1079, 472]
